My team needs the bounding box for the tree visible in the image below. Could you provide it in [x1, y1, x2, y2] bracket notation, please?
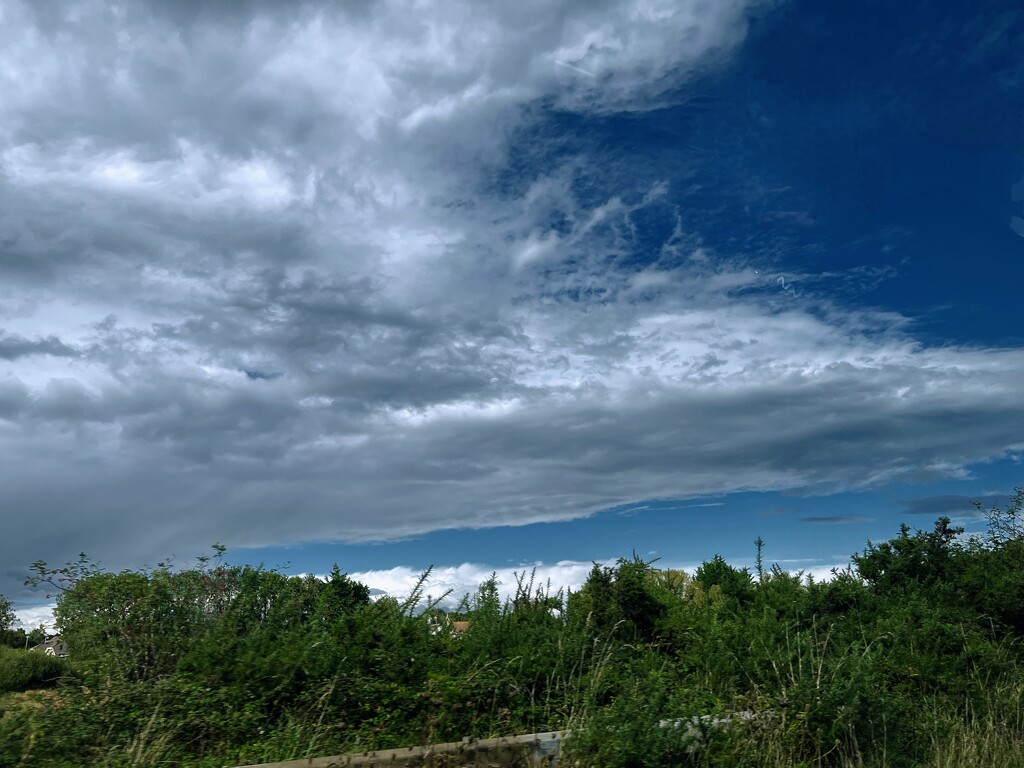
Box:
[612, 556, 666, 640]
[315, 564, 371, 622]
[0, 595, 18, 648]
[568, 557, 667, 641]
[25, 552, 100, 599]
[693, 554, 754, 606]
[975, 487, 1024, 547]
[853, 517, 964, 593]
[572, 563, 617, 630]
[0, 594, 13, 633]
[647, 567, 691, 598]
[960, 489, 1024, 632]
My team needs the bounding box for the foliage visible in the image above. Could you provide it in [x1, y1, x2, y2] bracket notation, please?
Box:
[0, 625, 47, 650]
[2, 489, 1024, 766]
[0, 647, 70, 694]
[0, 594, 50, 650]
[0, 593, 13, 632]
[976, 486, 1024, 546]
[0, 594, 30, 650]
[693, 553, 755, 606]
[853, 517, 965, 593]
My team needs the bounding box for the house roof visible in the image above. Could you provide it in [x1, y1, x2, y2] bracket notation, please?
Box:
[31, 635, 69, 657]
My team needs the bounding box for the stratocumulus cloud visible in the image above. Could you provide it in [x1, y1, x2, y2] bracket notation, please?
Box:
[1, 0, 1023, 601]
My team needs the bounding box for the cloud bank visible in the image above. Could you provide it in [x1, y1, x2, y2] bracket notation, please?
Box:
[2, 0, 1023, 600]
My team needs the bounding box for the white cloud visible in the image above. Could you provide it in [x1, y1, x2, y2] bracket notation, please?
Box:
[342, 557, 854, 612]
[348, 560, 611, 610]
[13, 604, 57, 633]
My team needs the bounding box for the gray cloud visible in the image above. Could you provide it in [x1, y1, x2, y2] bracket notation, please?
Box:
[2, 0, 1024, 601]
[0, 331, 77, 360]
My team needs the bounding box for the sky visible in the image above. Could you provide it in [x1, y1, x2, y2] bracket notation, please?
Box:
[2, 0, 1023, 624]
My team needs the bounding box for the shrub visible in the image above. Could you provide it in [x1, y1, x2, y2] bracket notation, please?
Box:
[0, 647, 69, 693]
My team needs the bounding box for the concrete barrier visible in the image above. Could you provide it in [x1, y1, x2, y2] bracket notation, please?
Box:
[236, 709, 766, 767]
[235, 731, 565, 768]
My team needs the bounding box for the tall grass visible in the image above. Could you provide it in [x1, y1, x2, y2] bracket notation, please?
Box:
[926, 679, 1024, 768]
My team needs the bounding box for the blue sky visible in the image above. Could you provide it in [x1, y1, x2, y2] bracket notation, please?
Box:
[2, 0, 1022, 621]
[232, 458, 1021, 603]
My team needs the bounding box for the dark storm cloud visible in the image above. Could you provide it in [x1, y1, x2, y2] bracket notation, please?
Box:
[244, 370, 282, 381]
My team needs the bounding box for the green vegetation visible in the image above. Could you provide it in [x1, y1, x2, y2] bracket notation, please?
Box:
[0, 590, 47, 652]
[0, 626, 47, 651]
[0, 648, 71, 695]
[0, 489, 1022, 767]
[0, 594, 13, 632]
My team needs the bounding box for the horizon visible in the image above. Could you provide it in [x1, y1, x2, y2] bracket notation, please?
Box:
[12, 482, 1014, 631]
[3, 0, 1023, 624]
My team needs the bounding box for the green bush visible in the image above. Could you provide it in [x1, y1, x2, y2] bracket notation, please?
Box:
[5, 499, 1024, 766]
[0, 647, 69, 693]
